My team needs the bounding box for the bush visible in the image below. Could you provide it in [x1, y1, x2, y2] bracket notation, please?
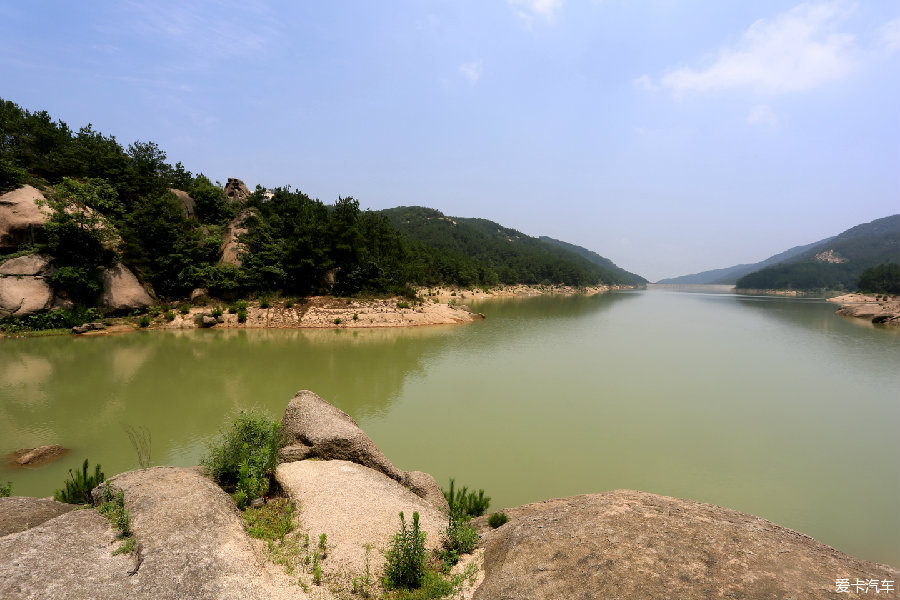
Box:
[179, 304, 190, 314]
[138, 315, 151, 328]
[0, 307, 101, 333]
[383, 511, 427, 590]
[397, 301, 410, 309]
[488, 512, 508, 528]
[165, 311, 176, 321]
[442, 479, 490, 518]
[201, 412, 280, 509]
[237, 308, 247, 323]
[440, 510, 479, 566]
[211, 306, 223, 318]
[55, 459, 105, 504]
[334, 318, 342, 325]
[284, 299, 294, 309]
[352, 313, 359, 320]
[0, 481, 11, 497]
[259, 296, 270, 309]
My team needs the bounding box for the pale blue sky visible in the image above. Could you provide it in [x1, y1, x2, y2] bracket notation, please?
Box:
[2, 1, 898, 281]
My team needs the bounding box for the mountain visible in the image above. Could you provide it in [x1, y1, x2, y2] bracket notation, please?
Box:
[381, 206, 645, 287]
[656, 238, 834, 284]
[734, 215, 900, 291]
[538, 236, 647, 285]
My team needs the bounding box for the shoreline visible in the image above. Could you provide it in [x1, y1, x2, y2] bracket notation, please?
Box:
[827, 292, 900, 328]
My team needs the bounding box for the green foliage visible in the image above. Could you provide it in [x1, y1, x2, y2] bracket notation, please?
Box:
[0, 307, 99, 333]
[189, 174, 234, 225]
[397, 301, 410, 309]
[201, 412, 280, 509]
[165, 311, 175, 321]
[0, 481, 11, 497]
[243, 497, 295, 541]
[96, 482, 133, 556]
[442, 479, 490, 518]
[334, 317, 342, 325]
[237, 308, 247, 323]
[259, 296, 270, 309]
[284, 299, 294, 308]
[858, 263, 900, 295]
[384, 511, 427, 590]
[138, 315, 151, 327]
[179, 303, 190, 314]
[440, 510, 479, 567]
[211, 306, 223, 318]
[54, 459, 104, 504]
[353, 312, 359, 320]
[488, 512, 509, 528]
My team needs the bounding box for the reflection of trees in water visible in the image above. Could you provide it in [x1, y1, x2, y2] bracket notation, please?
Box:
[732, 295, 855, 333]
[469, 291, 632, 322]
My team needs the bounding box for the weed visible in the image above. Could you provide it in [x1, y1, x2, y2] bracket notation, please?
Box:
[318, 532, 328, 558]
[334, 318, 342, 325]
[488, 512, 509, 528]
[96, 482, 135, 555]
[237, 308, 247, 323]
[55, 459, 104, 504]
[440, 510, 478, 567]
[442, 479, 490, 518]
[353, 312, 359, 320]
[211, 306, 223, 318]
[384, 511, 427, 590]
[124, 424, 152, 469]
[179, 304, 190, 314]
[0, 481, 11, 497]
[165, 311, 175, 321]
[113, 537, 135, 555]
[138, 315, 151, 328]
[284, 299, 294, 309]
[260, 296, 270, 309]
[243, 498, 295, 541]
[397, 301, 410, 309]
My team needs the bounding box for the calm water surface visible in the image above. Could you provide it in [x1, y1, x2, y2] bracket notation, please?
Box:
[2, 288, 898, 566]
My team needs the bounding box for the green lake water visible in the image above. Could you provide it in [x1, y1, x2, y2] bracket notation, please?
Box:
[2, 287, 898, 566]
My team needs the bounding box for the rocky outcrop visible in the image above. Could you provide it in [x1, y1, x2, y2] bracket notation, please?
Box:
[101, 263, 154, 312]
[168, 188, 195, 218]
[276, 459, 447, 586]
[0, 185, 51, 250]
[72, 322, 106, 334]
[219, 210, 251, 267]
[11, 444, 67, 466]
[404, 470, 449, 514]
[0, 276, 53, 318]
[223, 178, 250, 204]
[829, 293, 900, 327]
[472, 490, 899, 600]
[0, 254, 52, 276]
[0, 497, 77, 537]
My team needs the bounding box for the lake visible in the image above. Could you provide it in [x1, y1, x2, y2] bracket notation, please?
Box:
[2, 287, 898, 566]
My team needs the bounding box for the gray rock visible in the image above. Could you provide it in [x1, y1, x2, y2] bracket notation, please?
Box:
[279, 390, 406, 484]
[0, 497, 77, 537]
[473, 490, 899, 600]
[0, 185, 51, 250]
[0, 254, 51, 276]
[168, 188, 195, 218]
[404, 470, 450, 513]
[223, 178, 250, 204]
[219, 210, 252, 267]
[200, 315, 217, 328]
[0, 276, 53, 318]
[101, 263, 154, 312]
[72, 322, 106, 334]
[189, 287, 209, 302]
[12, 444, 67, 466]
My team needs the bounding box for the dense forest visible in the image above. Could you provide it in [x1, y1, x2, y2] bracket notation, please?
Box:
[734, 215, 899, 292]
[1, 98, 641, 312]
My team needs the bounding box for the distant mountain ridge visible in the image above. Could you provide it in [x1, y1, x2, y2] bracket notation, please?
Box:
[381, 206, 646, 287]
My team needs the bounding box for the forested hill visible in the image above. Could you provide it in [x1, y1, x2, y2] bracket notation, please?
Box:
[381, 206, 644, 287]
[538, 236, 647, 285]
[656, 238, 833, 285]
[734, 215, 899, 291]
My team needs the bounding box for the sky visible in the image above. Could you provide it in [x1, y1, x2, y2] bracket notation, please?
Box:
[1, 1, 898, 282]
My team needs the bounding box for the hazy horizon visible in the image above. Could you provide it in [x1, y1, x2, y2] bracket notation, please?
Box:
[2, 1, 898, 282]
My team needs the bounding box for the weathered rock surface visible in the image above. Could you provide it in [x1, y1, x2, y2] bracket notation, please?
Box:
[72, 322, 107, 334]
[200, 315, 217, 328]
[219, 210, 251, 267]
[190, 287, 209, 302]
[0, 254, 51, 276]
[12, 444, 67, 466]
[279, 390, 406, 484]
[829, 293, 900, 327]
[223, 178, 251, 204]
[276, 459, 448, 588]
[169, 188, 195, 218]
[101, 262, 154, 312]
[0, 275, 53, 318]
[0, 185, 50, 250]
[0, 497, 77, 537]
[472, 490, 899, 600]
[404, 470, 450, 513]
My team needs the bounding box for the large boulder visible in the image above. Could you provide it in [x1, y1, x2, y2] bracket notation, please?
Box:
[279, 390, 406, 484]
[223, 178, 250, 204]
[101, 263, 154, 312]
[276, 459, 448, 591]
[0, 497, 77, 537]
[0, 467, 294, 599]
[473, 490, 899, 600]
[168, 188, 195, 218]
[219, 210, 251, 267]
[0, 254, 52, 276]
[0, 185, 51, 250]
[0, 276, 53, 318]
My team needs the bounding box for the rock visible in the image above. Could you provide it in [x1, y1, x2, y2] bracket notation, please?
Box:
[276, 459, 448, 590]
[0, 185, 51, 250]
[72, 322, 106, 334]
[0, 497, 77, 537]
[189, 287, 209, 303]
[219, 210, 251, 267]
[0, 254, 51, 276]
[12, 444, 67, 466]
[223, 178, 250, 204]
[101, 263, 154, 312]
[169, 188, 195, 218]
[472, 490, 899, 600]
[404, 470, 450, 513]
[0, 276, 53, 318]
[279, 390, 406, 484]
[0, 466, 292, 599]
[200, 315, 217, 328]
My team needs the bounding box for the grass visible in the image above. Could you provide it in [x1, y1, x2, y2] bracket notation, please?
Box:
[165, 311, 175, 321]
[243, 498, 295, 542]
[179, 304, 190, 314]
[0, 481, 11, 497]
[138, 315, 151, 328]
[96, 482, 135, 555]
[55, 459, 104, 504]
[397, 301, 410, 309]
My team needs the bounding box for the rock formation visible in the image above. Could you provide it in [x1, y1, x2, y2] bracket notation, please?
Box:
[219, 210, 251, 267]
[100, 263, 154, 312]
[168, 188, 195, 218]
[223, 178, 250, 204]
[0, 185, 50, 251]
[0, 497, 77, 537]
[11, 444, 67, 466]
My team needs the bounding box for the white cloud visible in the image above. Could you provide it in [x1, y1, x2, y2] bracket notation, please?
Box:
[459, 61, 484, 86]
[632, 74, 658, 92]
[652, 1, 858, 96]
[508, 0, 563, 27]
[747, 103, 778, 127]
[879, 18, 900, 53]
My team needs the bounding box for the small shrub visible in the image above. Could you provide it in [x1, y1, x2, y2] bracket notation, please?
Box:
[352, 313, 359, 320]
[138, 315, 151, 328]
[334, 318, 341, 325]
[0, 481, 11, 497]
[397, 301, 410, 309]
[243, 497, 295, 541]
[211, 306, 223, 318]
[97, 482, 133, 546]
[201, 412, 280, 509]
[450, 292, 456, 296]
[318, 533, 328, 558]
[179, 304, 190, 314]
[165, 311, 175, 321]
[237, 308, 247, 323]
[284, 299, 294, 309]
[228, 305, 238, 314]
[236, 300, 248, 310]
[383, 511, 427, 590]
[488, 512, 509, 528]
[260, 297, 270, 309]
[55, 459, 104, 504]
[442, 479, 490, 518]
[441, 510, 479, 566]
